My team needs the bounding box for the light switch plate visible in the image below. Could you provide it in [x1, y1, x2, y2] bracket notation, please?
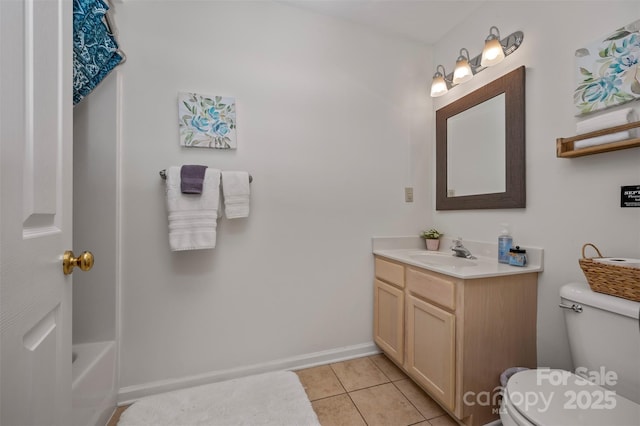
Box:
[405, 187, 413, 203]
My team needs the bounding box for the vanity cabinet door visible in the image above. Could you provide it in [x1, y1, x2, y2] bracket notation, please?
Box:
[374, 279, 404, 365]
[406, 294, 456, 412]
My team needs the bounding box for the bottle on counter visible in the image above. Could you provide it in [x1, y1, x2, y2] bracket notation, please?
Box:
[498, 224, 513, 264]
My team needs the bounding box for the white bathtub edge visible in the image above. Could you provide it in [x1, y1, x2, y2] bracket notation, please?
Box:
[72, 341, 115, 390]
[72, 340, 117, 426]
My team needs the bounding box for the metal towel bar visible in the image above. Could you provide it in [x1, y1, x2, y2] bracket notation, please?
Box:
[159, 169, 253, 183]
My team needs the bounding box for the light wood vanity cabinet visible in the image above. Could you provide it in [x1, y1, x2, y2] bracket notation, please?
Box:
[374, 255, 538, 426]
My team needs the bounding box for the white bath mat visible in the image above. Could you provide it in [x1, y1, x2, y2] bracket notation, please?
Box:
[118, 371, 320, 426]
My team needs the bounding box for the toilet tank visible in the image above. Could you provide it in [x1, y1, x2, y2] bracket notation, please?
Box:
[560, 282, 640, 403]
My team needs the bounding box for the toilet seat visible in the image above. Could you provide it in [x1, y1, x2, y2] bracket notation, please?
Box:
[504, 369, 640, 425]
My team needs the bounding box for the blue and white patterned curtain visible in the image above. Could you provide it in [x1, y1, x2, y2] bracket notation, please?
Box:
[73, 0, 124, 105]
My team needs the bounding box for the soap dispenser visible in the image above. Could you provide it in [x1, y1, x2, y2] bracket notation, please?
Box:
[498, 224, 513, 264]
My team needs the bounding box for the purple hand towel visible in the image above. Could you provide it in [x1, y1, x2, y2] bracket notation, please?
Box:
[180, 165, 208, 194]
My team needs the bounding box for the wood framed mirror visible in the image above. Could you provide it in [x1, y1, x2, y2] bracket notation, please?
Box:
[436, 66, 525, 210]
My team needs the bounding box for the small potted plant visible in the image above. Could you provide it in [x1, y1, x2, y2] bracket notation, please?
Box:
[420, 229, 443, 251]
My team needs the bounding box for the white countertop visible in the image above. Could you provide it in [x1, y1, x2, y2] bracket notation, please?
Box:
[372, 236, 544, 279]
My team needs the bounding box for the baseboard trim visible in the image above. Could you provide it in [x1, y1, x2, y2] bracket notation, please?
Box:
[118, 342, 379, 404]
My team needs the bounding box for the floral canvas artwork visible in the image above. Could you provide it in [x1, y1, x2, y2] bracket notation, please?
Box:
[574, 19, 640, 115]
[178, 92, 236, 149]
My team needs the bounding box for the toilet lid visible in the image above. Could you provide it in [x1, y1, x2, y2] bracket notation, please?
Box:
[506, 369, 640, 425]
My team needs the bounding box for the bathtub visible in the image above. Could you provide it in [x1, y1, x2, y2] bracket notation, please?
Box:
[72, 341, 117, 426]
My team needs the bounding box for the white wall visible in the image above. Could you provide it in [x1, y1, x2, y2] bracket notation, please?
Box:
[115, 1, 431, 391]
[73, 71, 120, 344]
[432, 1, 640, 370]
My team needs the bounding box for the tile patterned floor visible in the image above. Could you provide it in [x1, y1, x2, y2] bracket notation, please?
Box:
[296, 354, 458, 426]
[107, 354, 458, 426]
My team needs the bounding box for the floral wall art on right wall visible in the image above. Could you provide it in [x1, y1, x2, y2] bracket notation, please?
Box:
[178, 92, 237, 149]
[574, 19, 640, 116]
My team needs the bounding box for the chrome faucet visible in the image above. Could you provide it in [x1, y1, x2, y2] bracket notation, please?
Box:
[451, 238, 476, 259]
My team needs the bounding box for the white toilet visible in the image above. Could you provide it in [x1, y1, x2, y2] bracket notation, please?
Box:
[500, 282, 640, 425]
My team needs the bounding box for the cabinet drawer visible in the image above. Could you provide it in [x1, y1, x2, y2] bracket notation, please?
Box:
[406, 267, 455, 310]
[375, 257, 405, 288]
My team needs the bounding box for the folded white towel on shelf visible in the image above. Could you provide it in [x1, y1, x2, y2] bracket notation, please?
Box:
[221, 171, 250, 219]
[576, 107, 636, 134]
[166, 166, 221, 251]
[573, 131, 630, 150]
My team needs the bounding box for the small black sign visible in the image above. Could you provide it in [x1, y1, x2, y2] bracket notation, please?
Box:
[621, 185, 640, 207]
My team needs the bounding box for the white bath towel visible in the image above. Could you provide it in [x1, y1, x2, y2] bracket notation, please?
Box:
[166, 166, 221, 251]
[222, 171, 250, 219]
[573, 131, 630, 150]
[576, 107, 636, 134]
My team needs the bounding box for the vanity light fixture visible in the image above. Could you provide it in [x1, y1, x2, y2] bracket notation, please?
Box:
[429, 27, 523, 97]
[452, 48, 474, 85]
[430, 65, 450, 97]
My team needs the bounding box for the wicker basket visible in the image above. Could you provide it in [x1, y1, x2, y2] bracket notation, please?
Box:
[578, 243, 640, 302]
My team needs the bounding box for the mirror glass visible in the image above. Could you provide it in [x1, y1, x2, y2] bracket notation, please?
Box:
[447, 94, 505, 197]
[436, 66, 525, 210]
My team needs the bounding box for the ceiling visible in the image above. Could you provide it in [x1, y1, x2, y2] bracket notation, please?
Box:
[281, 0, 487, 45]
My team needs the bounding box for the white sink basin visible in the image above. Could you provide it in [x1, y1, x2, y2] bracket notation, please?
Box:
[408, 251, 478, 267]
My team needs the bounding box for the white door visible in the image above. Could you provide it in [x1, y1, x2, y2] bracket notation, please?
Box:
[1, 0, 74, 425]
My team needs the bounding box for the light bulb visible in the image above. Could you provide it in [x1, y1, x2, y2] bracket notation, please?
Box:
[452, 57, 473, 85]
[430, 65, 449, 97]
[481, 27, 505, 67]
[481, 37, 505, 67]
[430, 75, 448, 97]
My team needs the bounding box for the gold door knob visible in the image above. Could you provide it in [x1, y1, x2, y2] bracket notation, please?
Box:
[63, 250, 94, 275]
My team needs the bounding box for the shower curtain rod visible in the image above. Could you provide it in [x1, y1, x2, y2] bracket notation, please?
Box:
[159, 169, 253, 183]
